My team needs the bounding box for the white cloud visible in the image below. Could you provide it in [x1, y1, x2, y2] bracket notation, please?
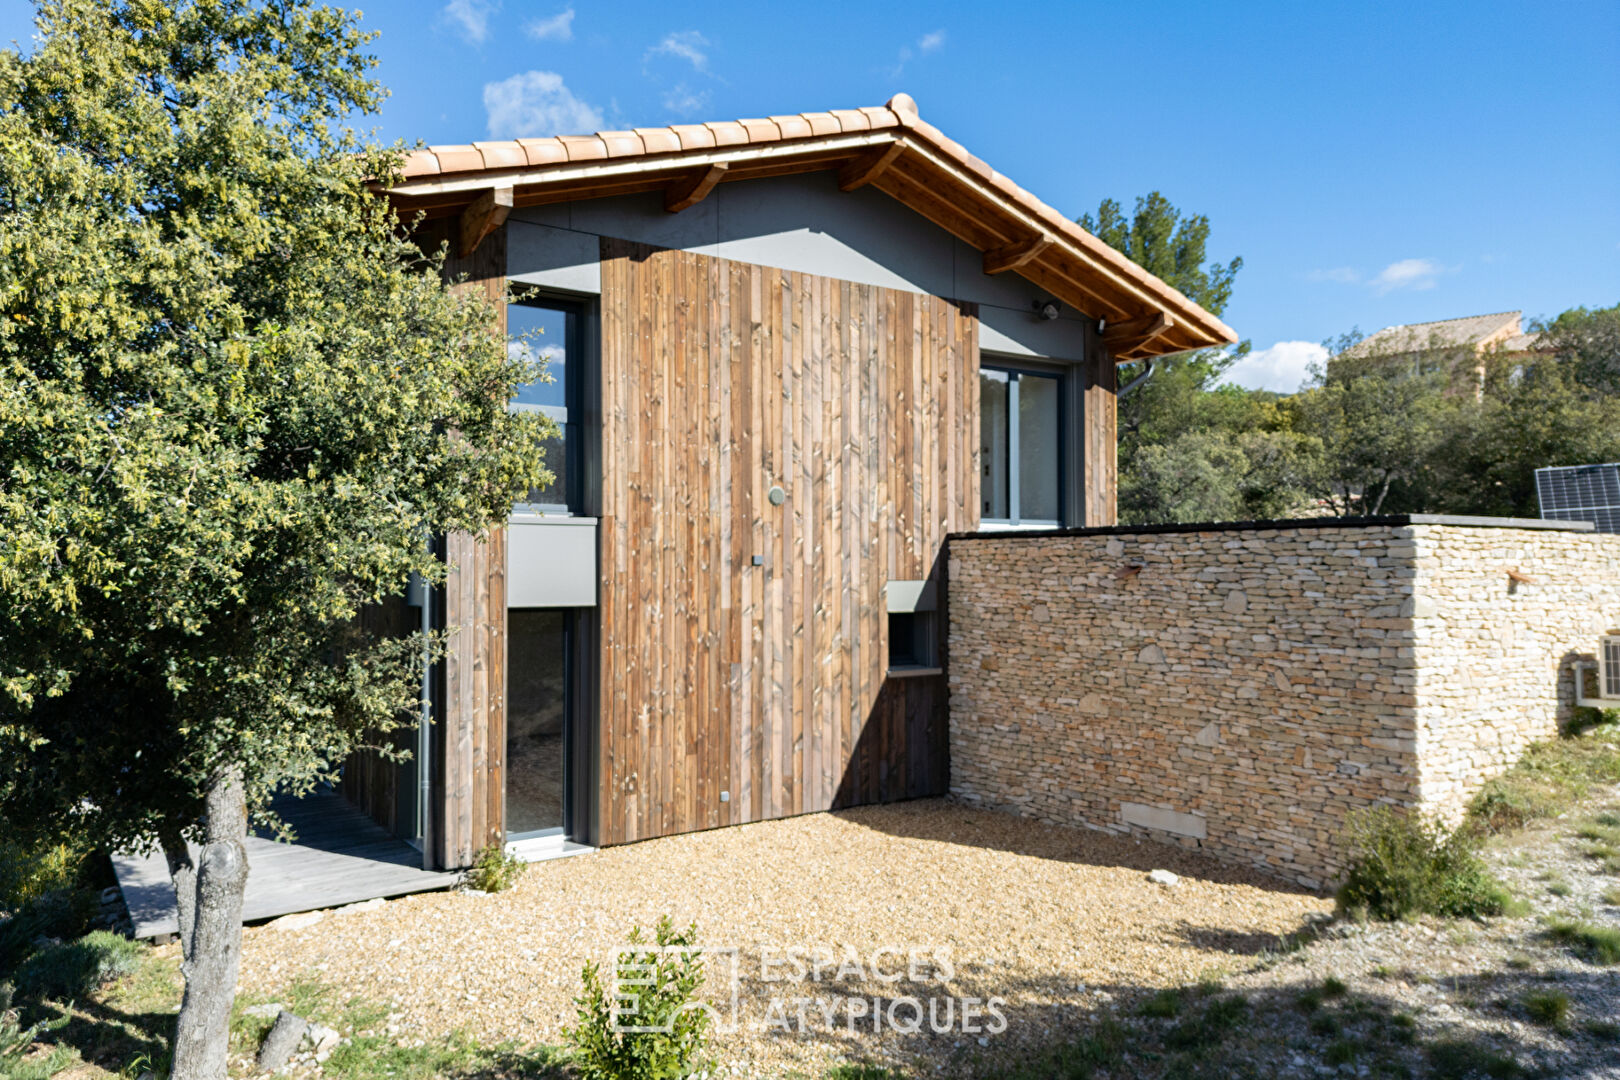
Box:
[1306, 266, 1359, 284]
[483, 71, 603, 138]
[890, 29, 947, 76]
[443, 0, 496, 43]
[646, 30, 710, 72]
[525, 8, 574, 41]
[1222, 340, 1327, 393]
[662, 83, 710, 117]
[1370, 257, 1443, 295]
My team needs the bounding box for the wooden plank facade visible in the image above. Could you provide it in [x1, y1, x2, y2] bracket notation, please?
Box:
[595, 239, 976, 844]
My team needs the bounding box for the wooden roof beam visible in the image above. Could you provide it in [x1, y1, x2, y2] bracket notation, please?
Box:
[983, 234, 1054, 276]
[664, 162, 729, 213]
[1103, 311, 1174, 353]
[458, 185, 513, 256]
[837, 142, 905, 192]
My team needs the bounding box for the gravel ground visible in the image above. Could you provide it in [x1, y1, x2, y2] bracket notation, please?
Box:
[230, 798, 1330, 1077]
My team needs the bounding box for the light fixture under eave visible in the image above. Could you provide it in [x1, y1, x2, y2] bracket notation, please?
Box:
[1034, 300, 1061, 321]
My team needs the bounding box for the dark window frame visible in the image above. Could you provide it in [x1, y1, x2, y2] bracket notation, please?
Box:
[980, 358, 1066, 526]
[508, 290, 592, 515]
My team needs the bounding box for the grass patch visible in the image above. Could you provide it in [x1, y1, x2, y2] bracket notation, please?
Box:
[825, 1066, 908, 1080]
[1543, 918, 1620, 964]
[1545, 879, 1572, 898]
[984, 1021, 1125, 1080]
[1164, 994, 1248, 1051]
[16, 932, 143, 1003]
[1467, 722, 1620, 834]
[1337, 808, 1514, 920]
[1137, 989, 1183, 1018]
[1585, 1020, 1620, 1042]
[1602, 886, 1620, 906]
[1427, 1038, 1525, 1079]
[464, 843, 527, 894]
[1522, 989, 1571, 1031]
[1323, 1038, 1361, 1066]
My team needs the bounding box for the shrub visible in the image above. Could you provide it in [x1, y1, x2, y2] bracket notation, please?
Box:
[465, 843, 526, 893]
[0, 889, 100, 972]
[1336, 808, 1512, 920]
[1543, 919, 1620, 965]
[0, 984, 72, 1079]
[566, 916, 708, 1080]
[1522, 990, 1571, 1030]
[16, 931, 143, 1002]
[1137, 989, 1182, 1018]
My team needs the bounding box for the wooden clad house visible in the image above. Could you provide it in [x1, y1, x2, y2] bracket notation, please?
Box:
[359, 94, 1236, 870]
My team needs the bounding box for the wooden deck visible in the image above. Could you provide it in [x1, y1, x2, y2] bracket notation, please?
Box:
[113, 787, 458, 939]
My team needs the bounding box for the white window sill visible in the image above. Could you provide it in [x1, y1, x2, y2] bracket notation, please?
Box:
[508, 512, 598, 526]
[977, 521, 1061, 532]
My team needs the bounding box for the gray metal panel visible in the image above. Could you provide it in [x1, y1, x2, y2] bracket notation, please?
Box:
[507, 517, 598, 607]
[506, 172, 1089, 359]
[885, 579, 937, 613]
[507, 220, 601, 295]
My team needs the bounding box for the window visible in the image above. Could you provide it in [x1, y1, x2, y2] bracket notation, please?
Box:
[980, 364, 1061, 525]
[887, 611, 938, 672]
[509, 295, 583, 512]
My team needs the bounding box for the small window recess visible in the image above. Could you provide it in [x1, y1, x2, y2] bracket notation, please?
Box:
[886, 580, 941, 677]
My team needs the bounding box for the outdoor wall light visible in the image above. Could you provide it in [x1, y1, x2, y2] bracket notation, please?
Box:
[1035, 299, 1061, 321]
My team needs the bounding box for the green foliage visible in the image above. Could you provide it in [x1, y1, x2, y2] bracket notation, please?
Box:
[16, 931, 143, 1002]
[1137, 988, 1183, 1018]
[824, 1066, 908, 1080]
[1336, 808, 1512, 921]
[0, 838, 93, 911]
[983, 1020, 1126, 1080]
[1426, 1037, 1525, 1079]
[566, 916, 708, 1080]
[1466, 722, 1620, 834]
[1543, 918, 1620, 965]
[1079, 193, 1242, 318]
[1163, 993, 1247, 1051]
[0, 984, 74, 1080]
[465, 843, 526, 893]
[1521, 989, 1571, 1031]
[0, 889, 100, 973]
[0, 0, 552, 853]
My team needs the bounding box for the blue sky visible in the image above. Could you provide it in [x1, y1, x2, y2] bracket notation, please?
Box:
[4, 0, 1617, 391]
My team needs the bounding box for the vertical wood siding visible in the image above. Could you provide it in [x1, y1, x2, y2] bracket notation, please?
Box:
[1080, 341, 1118, 526]
[422, 218, 509, 869]
[597, 238, 978, 845]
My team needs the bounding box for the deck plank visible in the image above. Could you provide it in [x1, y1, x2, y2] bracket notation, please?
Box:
[114, 789, 457, 939]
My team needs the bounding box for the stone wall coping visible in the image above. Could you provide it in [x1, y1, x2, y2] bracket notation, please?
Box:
[952, 514, 1597, 542]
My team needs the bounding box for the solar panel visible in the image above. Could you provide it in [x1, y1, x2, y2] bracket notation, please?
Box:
[1535, 463, 1620, 532]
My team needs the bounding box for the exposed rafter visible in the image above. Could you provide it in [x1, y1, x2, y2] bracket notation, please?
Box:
[457, 186, 512, 257]
[664, 162, 729, 213]
[1103, 311, 1174, 354]
[837, 143, 905, 192]
[982, 234, 1054, 276]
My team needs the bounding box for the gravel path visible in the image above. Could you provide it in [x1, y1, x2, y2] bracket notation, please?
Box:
[231, 798, 1330, 1077]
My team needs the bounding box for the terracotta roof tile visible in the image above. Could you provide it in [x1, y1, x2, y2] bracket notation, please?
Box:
[391, 94, 1238, 353]
[801, 112, 841, 136]
[829, 109, 870, 132]
[859, 106, 899, 129]
[517, 138, 569, 166]
[704, 121, 749, 147]
[557, 134, 608, 162]
[634, 127, 683, 154]
[670, 124, 717, 150]
[400, 149, 440, 178]
[738, 118, 782, 142]
[472, 142, 526, 171]
[769, 114, 814, 140]
[432, 145, 484, 174]
[597, 131, 645, 158]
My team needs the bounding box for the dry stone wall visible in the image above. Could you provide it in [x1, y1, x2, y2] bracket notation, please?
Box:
[947, 520, 1620, 888]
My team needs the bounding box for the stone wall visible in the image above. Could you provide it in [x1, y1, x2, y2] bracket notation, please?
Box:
[946, 519, 1620, 888]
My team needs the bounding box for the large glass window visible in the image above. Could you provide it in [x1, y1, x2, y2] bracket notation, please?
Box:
[980, 364, 1062, 524]
[507, 609, 569, 837]
[509, 296, 581, 512]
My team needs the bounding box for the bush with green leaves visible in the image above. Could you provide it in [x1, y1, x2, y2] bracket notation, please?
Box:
[466, 843, 527, 894]
[16, 931, 143, 1002]
[1337, 808, 1513, 920]
[0, 983, 72, 1079]
[566, 916, 708, 1080]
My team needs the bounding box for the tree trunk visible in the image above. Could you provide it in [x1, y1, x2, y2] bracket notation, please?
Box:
[170, 767, 250, 1080]
[161, 829, 196, 963]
